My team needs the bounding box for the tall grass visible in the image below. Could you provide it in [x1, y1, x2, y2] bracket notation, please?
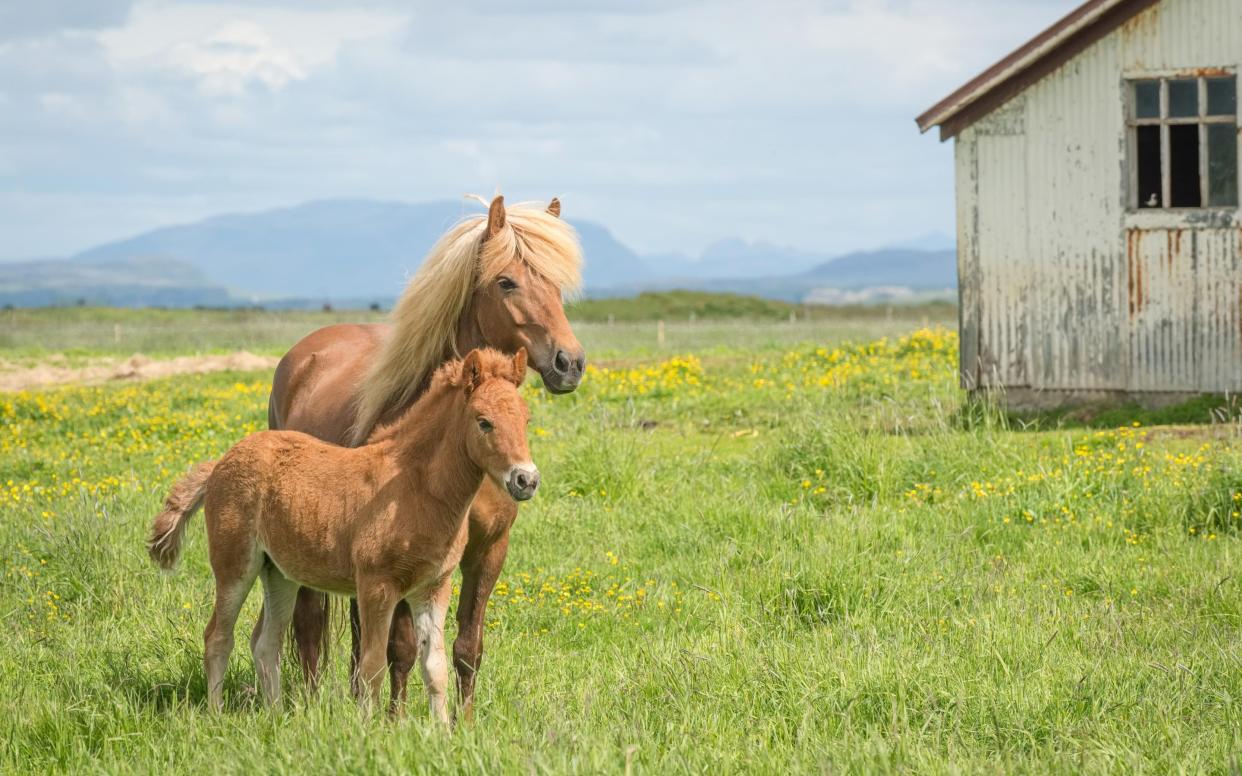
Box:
[0, 319, 1239, 773]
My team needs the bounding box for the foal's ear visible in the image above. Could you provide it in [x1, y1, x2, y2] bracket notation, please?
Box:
[461, 349, 485, 394]
[487, 195, 506, 238]
[510, 347, 528, 386]
[546, 197, 561, 218]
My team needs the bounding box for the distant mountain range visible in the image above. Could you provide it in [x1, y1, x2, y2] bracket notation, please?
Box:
[0, 199, 956, 307]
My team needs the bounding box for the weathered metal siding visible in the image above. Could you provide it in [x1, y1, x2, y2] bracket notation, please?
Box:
[955, 130, 980, 387]
[976, 125, 1032, 388]
[1195, 229, 1242, 390]
[957, 0, 1242, 396]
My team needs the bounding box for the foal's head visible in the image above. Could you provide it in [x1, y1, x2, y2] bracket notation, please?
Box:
[454, 348, 539, 501]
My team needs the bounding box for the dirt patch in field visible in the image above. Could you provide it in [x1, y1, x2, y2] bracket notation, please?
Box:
[0, 351, 278, 392]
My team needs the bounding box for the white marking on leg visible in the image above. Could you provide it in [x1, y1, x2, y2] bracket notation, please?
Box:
[252, 566, 299, 706]
[413, 599, 450, 725]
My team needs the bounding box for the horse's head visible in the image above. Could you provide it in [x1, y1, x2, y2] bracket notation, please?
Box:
[471, 196, 585, 394]
[456, 347, 538, 501]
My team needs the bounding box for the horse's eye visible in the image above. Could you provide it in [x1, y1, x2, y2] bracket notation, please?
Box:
[498, 277, 518, 291]
[478, 418, 494, 433]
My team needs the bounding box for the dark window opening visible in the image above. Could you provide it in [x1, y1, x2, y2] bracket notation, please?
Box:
[1137, 125, 1162, 208]
[1169, 124, 1201, 207]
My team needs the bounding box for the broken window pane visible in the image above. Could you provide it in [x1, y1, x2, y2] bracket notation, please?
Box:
[1137, 125, 1162, 208]
[1134, 80, 1160, 119]
[1208, 123, 1238, 206]
[1169, 124, 1201, 206]
[1168, 79, 1198, 118]
[1207, 77, 1236, 116]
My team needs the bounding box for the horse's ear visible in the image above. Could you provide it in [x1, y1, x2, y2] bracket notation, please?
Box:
[461, 349, 485, 394]
[487, 195, 506, 239]
[547, 197, 561, 218]
[510, 347, 528, 386]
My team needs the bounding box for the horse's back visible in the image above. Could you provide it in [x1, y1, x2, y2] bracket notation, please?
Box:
[269, 323, 391, 446]
[212, 429, 371, 511]
[208, 429, 371, 589]
[212, 429, 320, 492]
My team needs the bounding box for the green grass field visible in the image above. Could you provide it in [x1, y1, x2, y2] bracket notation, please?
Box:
[1, 309, 1240, 773]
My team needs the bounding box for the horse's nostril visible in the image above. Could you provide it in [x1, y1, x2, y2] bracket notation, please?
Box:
[554, 350, 570, 373]
[515, 472, 528, 489]
[573, 356, 585, 374]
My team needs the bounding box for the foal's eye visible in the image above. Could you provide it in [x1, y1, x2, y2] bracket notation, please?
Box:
[478, 418, 494, 433]
[497, 277, 518, 291]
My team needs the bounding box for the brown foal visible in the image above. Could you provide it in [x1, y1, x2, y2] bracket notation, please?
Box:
[149, 349, 537, 720]
[263, 195, 584, 717]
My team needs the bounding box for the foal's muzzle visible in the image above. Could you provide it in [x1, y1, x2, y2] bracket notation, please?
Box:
[505, 464, 540, 501]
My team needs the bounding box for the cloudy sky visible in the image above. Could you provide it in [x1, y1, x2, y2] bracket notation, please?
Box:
[0, 0, 1080, 262]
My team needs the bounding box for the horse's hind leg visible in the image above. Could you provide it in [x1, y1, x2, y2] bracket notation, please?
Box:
[204, 547, 262, 712]
[292, 587, 329, 687]
[253, 564, 299, 706]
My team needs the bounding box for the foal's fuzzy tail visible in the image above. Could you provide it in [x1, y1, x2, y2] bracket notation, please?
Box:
[148, 460, 216, 571]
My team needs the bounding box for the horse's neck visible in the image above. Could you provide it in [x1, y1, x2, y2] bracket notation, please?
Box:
[381, 389, 481, 516]
[453, 297, 486, 356]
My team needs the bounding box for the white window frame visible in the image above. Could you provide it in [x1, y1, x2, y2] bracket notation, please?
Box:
[1125, 71, 1238, 211]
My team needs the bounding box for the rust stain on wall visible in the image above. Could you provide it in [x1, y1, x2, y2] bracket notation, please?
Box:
[1120, 5, 1159, 42]
[1167, 229, 1182, 272]
[1186, 66, 1233, 78]
[1127, 231, 1137, 316]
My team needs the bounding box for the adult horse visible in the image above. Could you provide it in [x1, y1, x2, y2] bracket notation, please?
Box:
[260, 195, 584, 718]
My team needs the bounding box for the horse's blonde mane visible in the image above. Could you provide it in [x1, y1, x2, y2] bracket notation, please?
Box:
[350, 199, 581, 444]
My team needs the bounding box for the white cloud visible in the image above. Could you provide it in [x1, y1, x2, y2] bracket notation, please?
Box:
[163, 22, 306, 95]
[99, 3, 405, 70]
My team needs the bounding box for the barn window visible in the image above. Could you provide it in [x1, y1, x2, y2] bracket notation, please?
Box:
[1128, 75, 1238, 209]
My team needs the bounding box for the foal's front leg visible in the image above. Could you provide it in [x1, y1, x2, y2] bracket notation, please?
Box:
[412, 578, 453, 726]
[354, 581, 399, 713]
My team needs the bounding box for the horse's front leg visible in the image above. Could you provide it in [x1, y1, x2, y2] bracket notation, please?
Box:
[453, 495, 516, 722]
[350, 595, 417, 713]
[353, 580, 398, 714]
[412, 578, 454, 727]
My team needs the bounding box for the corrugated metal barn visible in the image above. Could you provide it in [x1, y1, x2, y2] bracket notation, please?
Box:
[918, 0, 1241, 407]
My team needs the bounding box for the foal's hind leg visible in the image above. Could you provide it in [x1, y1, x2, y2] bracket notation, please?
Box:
[204, 549, 263, 712]
[252, 565, 300, 706]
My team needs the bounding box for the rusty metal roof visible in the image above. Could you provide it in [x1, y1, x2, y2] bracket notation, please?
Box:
[916, 0, 1159, 140]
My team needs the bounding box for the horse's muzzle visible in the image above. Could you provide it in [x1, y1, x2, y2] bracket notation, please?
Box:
[541, 348, 585, 394]
[505, 464, 540, 501]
